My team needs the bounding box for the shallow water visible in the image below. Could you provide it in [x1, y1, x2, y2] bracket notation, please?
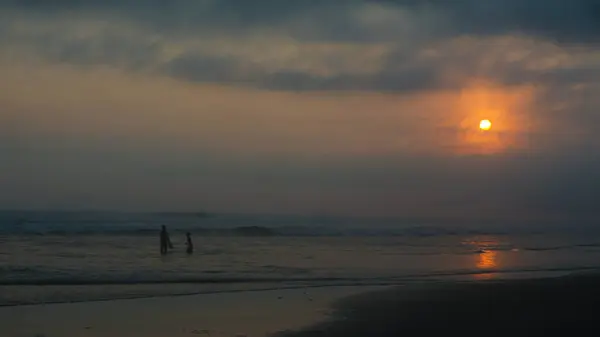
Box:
[2, 211, 600, 305]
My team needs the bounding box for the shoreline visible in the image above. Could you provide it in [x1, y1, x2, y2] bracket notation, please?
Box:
[0, 283, 389, 309]
[1, 266, 591, 308]
[0, 284, 387, 337]
[2, 272, 599, 336]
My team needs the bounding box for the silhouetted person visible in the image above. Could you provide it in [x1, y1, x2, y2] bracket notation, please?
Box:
[185, 232, 194, 254]
[160, 225, 173, 255]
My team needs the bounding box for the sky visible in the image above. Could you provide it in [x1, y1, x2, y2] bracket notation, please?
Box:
[1, 0, 600, 224]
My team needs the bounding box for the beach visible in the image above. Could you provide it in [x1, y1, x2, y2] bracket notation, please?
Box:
[0, 285, 384, 337]
[3, 212, 600, 337]
[277, 272, 600, 337]
[3, 273, 600, 337]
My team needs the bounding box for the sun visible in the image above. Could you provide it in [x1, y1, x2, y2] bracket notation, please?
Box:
[479, 119, 492, 131]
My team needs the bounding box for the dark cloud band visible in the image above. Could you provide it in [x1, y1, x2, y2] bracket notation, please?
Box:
[2, 0, 600, 43]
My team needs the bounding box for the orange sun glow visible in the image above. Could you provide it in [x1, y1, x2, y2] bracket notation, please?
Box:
[479, 119, 492, 131]
[448, 80, 536, 155]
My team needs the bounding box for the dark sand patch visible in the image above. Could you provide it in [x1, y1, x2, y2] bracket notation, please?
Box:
[272, 273, 600, 337]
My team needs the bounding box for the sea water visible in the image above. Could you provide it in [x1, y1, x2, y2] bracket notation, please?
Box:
[1, 211, 600, 306]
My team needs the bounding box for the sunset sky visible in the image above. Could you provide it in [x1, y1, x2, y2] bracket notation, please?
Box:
[1, 1, 600, 224]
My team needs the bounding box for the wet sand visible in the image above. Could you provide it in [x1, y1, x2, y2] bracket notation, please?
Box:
[3, 273, 600, 337]
[276, 273, 600, 337]
[0, 286, 384, 337]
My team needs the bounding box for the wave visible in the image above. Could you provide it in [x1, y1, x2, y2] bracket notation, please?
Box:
[521, 243, 600, 251]
[0, 224, 536, 238]
[0, 226, 281, 237]
[0, 210, 569, 237]
[523, 246, 571, 251]
[3, 265, 599, 287]
[576, 243, 600, 248]
[2, 266, 600, 307]
[0, 276, 349, 286]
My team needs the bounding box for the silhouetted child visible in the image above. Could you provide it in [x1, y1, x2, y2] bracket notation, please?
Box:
[160, 225, 173, 255]
[185, 232, 194, 254]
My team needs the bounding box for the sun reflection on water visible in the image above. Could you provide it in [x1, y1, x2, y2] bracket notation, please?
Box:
[477, 249, 497, 269]
[474, 249, 497, 280]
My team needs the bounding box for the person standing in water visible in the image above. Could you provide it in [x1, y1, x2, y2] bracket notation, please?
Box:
[160, 225, 173, 255]
[185, 232, 194, 254]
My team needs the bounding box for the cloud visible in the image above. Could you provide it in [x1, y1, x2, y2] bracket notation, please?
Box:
[415, 0, 600, 44]
[3, 0, 600, 43]
[1, 1, 599, 94]
[1, 1, 600, 222]
[1, 17, 598, 94]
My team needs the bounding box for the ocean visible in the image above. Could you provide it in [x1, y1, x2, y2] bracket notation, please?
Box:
[1, 211, 600, 307]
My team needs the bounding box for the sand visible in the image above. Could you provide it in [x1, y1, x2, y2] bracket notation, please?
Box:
[276, 272, 600, 337]
[4, 273, 600, 337]
[0, 286, 385, 337]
